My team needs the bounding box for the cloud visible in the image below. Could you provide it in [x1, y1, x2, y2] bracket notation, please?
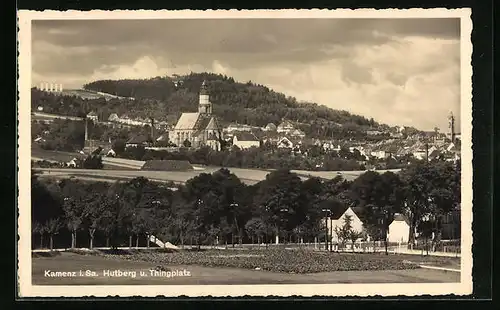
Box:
[31, 18, 461, 131]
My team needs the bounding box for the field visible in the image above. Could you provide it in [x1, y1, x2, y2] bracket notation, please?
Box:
[32, 250, 460, 285]
[31, 147, 390, 184]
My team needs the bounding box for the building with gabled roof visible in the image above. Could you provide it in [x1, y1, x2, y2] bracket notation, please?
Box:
[263, 122, 277, 132]
[387, 213, 411, 243]
[277, 119, 296, 133]
[126, 134, 152, 148]
[168, 80, 221, 150]
[321, 202, 364, 243]
[86, 111, 99, 122]
[232, 132, 260, 149]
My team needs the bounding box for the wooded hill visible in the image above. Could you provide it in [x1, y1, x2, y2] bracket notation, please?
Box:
[32, 72, 421, 140]
[82, 72, 397, 140]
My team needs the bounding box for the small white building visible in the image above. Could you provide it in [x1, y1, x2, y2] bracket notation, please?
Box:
[232, 132, 260, 150]
[106, 149, 116, 157]
[67, 158, 78, 168]
[263, 123, 277, 132]
[371, 150, 390, 159]
[325, 206, 364, 243]
[277, 137, 294, 149]
[86, 111, 99, 123]
[225, 123, 253, 133]
[387, 213, 410, 243]
[413, 150, 427, 160]
[277, 120, 296, 133]
[289, 128, 306, 138]
[108, 113, 119, 122]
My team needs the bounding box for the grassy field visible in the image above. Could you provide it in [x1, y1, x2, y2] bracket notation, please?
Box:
[32, 250, 460, 285]
[31, 148, 368, 183]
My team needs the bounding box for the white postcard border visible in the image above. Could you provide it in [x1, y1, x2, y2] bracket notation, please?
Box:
[17, 8, 473, 298]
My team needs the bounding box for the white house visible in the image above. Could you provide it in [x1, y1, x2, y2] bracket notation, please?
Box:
[325, 206, 364, 243]
[86, 111, 99, 122]
[289, 128, 306, 138]
[105, 149, 116, 157]
[225, 123, 253, 133]
[413, 150, 427, 160]
[66, 158, 78, 168]
[387, 213, 410, 243]
[277, 120, 296, 133]
[262, 123, 277, 132]
[277, 137, 294, 149]
[371, 150, 390, 159]
[108, 113, 119, 122]
[232, 132, 260, 149]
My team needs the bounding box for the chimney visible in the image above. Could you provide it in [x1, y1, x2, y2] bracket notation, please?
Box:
[150, 118, 155, 142]
[84, 118, 88, 141]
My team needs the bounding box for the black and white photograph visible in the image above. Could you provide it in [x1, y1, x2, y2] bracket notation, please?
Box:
[17, 9, 473, 297]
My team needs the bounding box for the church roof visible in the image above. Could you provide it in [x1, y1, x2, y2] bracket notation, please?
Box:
[175, 112, 221, 138]
[174, 113, 201, 130]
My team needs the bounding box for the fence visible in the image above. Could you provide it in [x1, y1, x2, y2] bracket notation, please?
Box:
[214, 239, 461, 257]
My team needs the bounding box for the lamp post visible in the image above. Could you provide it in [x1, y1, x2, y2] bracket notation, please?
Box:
[264, 205, 271, 247]
[279, 208, 289, 245]
[230, 202, 239, 246]
[151, 200, 160, 245]
[322, 209, 332, 251]
[382, 209, 389, 255]
[196, 199, 202, 250]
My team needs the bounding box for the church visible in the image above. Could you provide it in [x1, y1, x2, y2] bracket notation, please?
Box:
[168, 80, 221, 150]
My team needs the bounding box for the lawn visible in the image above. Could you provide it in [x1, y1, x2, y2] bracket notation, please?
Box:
[32, 250, 460, 285]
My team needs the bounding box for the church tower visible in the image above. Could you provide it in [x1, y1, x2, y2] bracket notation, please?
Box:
[448, 111, 456, 143]
[198, 80, 212, 115]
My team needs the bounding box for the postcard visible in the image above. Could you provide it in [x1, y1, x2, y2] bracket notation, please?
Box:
[17, 8, 473, 297]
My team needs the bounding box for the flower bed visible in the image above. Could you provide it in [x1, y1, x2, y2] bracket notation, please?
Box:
[99, 248, 420, 274]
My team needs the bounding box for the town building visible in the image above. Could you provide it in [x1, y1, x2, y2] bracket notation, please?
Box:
[276, 137, 295, 149]
[289, 128, 306, 138]
[263, 123, 277, 132]
[86, 111, 99, 123]
[324, 205, 364, 243]
[387, 213, 410, 243]
[371, 150, 391, 159]
[232, 132, 260, 149]
[225, 123, 254, 133]
[277, 119, 296, 134]
[108, 113, 119, 122]
[126, 134, 152, 148]
[168, 80, 221, 150]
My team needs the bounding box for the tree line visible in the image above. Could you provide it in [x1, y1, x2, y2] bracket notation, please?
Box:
[32, 160, 460, 252]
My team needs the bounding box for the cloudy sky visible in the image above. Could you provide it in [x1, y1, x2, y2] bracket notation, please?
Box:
[32, 18, 461, 131]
